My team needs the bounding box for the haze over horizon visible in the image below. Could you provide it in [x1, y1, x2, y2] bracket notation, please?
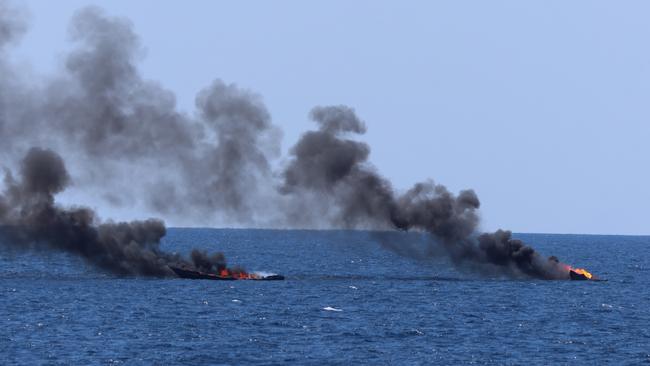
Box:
[5, 0, 650, 235]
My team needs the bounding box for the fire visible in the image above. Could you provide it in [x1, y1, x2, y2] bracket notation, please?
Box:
[218, 267, 260, 280]
[170, 264, 284, 281]
[571, 268, 593, 279]
[562, 263, 595, 280]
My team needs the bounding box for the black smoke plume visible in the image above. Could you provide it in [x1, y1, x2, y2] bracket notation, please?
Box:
[0, 148, 231, 277]
[0, 2, 572, 279]
[283, 106, 569, 279]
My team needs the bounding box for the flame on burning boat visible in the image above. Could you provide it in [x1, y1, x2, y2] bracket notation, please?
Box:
[563, 264, 595, 280]
[170, 265, 284, 281]
[219, 268, 261, 280]
[570, 268, 593, 279]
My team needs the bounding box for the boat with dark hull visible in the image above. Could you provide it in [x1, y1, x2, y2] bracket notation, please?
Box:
[569, 269, 606, 281]
[169, 266, 285, 281]
[569, 270, 590, 281]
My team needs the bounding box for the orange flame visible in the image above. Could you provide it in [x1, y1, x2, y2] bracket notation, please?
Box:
[563, 263, 594, 280]
[217, 267, 260, 280]
[571, 268, 593, 279]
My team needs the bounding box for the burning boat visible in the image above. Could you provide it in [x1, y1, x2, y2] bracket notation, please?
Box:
[169, 266, 284, 281]
[569, 269, 591, 280]
[567, 267, 605, 281]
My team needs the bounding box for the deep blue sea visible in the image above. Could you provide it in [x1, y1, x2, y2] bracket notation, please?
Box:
[1, 229, 649, 365]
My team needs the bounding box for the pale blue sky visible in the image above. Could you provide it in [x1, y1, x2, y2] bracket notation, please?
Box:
[12, 1, 650, 235]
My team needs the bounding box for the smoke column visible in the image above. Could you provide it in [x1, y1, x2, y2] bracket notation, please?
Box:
[1, 5, 280, 227]
[0, 148, 235, 277]
[0, 2, 572, 279]
[282, 106, 568, 279]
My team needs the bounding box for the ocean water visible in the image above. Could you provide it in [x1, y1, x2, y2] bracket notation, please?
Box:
[1, 229, 648, 365]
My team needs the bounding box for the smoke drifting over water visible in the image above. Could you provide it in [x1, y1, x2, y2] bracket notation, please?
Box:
[0, 148, 237, 277]
[282, 106, 567, 279]
[0, 2, 570, 279]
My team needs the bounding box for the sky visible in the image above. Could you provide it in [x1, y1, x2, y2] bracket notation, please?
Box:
[10, 1, 650, 235]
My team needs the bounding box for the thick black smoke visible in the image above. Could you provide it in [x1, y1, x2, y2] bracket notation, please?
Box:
[282, 106, 399, 228]
[283, 106, 569, 279]
[0, 2, 572, 279]
[0, 148, 231, 277]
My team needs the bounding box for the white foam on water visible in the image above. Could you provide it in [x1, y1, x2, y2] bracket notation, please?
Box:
[323, 306, 342, 312]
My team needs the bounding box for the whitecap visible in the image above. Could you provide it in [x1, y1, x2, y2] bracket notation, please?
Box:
[323, 306, 342, 312]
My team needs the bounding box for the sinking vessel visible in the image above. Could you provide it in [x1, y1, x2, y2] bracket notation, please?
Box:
[169, 266, 284, 281]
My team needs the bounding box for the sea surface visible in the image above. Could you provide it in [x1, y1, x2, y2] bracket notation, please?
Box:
[1, 229, 649, 365]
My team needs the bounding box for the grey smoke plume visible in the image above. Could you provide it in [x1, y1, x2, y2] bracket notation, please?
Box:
[185, 80, 278, 221]
[1, 5, 278, 226]
[0, 0, 26, 48]
[0, 148, 234, 277]
[0, 2, 573, 279]
[0, 0, 28, 146]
